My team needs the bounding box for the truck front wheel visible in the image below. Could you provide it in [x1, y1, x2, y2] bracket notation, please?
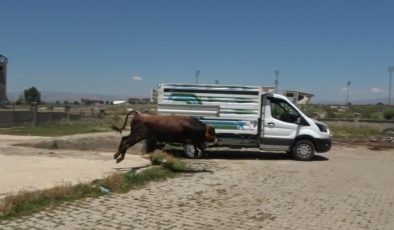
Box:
[292, 140, 315, 161]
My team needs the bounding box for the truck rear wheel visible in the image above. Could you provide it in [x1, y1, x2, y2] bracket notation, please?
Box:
[183, 144, 203, 159]
[292, 140, 315, 161]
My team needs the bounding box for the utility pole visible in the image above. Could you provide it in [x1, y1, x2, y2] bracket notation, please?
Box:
[388, 66, 394, 105]
[274, 70, 279, 93]
[195, 70, 200, 84]
[346, 81, 351, 105]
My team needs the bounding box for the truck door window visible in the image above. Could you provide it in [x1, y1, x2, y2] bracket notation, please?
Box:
[269, 98, 300, 124]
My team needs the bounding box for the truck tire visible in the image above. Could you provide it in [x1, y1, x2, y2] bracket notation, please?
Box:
[183, 144, 203, 159]
[292, 140, 315, 161]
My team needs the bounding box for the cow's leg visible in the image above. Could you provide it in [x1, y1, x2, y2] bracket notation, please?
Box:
[142, 138, 157, 154]
[115, 125, 148, 163]
[114, 135, 129, 160]
[116, 133, 146, 163]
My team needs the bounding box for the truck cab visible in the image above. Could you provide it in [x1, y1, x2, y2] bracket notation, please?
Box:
[259, 93, 331, 160]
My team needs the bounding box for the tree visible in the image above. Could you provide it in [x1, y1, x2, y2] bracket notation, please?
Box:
[24, 87, 41, 104]
[14, 95, 24, 105]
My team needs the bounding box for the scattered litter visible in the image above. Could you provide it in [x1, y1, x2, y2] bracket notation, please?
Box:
[99, 186, 110, 193]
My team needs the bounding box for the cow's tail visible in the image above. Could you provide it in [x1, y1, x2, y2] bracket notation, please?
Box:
[111, 111, 140, 134]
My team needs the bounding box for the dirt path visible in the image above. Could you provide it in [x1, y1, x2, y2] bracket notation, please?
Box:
[0, 133, 150, 197]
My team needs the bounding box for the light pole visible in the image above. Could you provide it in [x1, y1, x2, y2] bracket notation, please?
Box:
[388, 66, 394, 105]
[274, 70, 279, 93]
[346, 81, 351, 105]
[195, 70, 200, 84]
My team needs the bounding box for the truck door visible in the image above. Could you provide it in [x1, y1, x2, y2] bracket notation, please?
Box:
[260, 96, 301, 151]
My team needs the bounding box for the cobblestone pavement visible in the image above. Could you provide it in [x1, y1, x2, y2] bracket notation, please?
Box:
[1, 145, 394, 230]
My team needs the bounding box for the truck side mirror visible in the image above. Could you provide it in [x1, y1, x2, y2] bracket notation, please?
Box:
[296, 116, 310, 126]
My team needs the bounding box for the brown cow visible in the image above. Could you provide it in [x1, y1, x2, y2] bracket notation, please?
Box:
[112, 111, 216, 163]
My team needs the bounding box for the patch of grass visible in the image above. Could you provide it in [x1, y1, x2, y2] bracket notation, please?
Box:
[0, 151, 187, 220]
[0, 123, 112, 136]
[329, 123, 383, 138]
[383, 109, 394, 120]
[150, 150, 187, 172]
[0, 183, 97, 219]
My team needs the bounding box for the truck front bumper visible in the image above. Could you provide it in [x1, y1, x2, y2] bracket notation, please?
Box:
[315, 138, 332, 153]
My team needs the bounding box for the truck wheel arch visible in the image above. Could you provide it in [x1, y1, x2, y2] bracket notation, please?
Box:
[291, 135, 317, 150]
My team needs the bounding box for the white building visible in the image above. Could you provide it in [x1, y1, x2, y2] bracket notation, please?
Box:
[283, 90, 314, 105]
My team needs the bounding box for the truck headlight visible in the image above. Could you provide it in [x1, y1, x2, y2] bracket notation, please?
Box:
[316, 123, 328, 133]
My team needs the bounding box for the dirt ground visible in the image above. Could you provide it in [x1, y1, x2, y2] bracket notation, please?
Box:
[0, 132, 392, 199]
[0, 133, 150, 198]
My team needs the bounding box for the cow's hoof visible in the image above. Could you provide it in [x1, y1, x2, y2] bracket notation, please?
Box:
[114, 152, 120, 159]
[116, 157, 124, 164]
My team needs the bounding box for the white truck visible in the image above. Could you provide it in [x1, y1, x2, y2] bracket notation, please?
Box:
[157, 83, 331, 160]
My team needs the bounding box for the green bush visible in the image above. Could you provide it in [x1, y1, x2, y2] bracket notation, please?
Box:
[383, 109, 394, 120]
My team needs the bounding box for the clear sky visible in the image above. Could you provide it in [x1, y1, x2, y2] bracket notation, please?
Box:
[1, 0, 394, 103]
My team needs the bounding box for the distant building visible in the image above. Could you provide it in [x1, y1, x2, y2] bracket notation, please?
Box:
[283, 90, 314, 105]
[262, 86, 275, 93]
[81, 98, 104, 105]
[128, 97, 151, 104]
[0, 54, 8, 106]
[112, 100, 127, 105]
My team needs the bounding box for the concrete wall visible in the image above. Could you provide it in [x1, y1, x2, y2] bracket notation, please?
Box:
[0, 111, 80, 127]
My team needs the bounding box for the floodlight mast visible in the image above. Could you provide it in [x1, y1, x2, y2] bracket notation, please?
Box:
[274, 70, 279, 93]
[195, 70, 200, 84]
[389, 66, 394, 105]
[346, 81, 351, 105]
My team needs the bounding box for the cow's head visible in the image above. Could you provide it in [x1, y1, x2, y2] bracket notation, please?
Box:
[204, 124, 217, 142]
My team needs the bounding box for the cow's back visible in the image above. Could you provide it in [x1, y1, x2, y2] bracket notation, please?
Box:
[138, 114, 205, 143]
